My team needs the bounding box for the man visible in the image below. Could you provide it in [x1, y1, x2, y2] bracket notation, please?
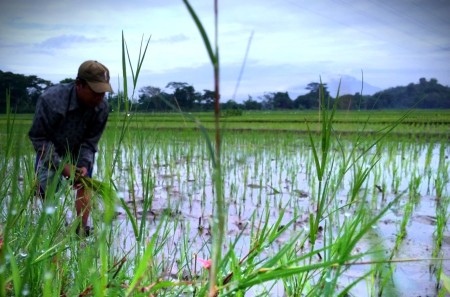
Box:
[29, 60, 113, 236]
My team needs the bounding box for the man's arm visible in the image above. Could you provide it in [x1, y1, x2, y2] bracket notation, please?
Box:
[77, 102, 109, 170]
[29, 96, 64, 168]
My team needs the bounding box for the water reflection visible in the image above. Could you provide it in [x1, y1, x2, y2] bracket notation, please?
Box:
[95, 135, 449, 295]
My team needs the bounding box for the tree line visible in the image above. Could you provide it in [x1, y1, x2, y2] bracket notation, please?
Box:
[1, 70, 450, 113]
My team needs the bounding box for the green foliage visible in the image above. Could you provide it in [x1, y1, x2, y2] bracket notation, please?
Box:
[78, 176, 118, 223]
[3, 67, 450, 113]
[442, 272, 450, 294]
[370, 77, 450, 109]
[114, 77, 450, 111]
[1, 109, 448, 296]
[59, 78, 75, 84]
[0, 70, 52, 113]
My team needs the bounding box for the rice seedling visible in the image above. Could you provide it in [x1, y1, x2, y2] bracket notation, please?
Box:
[1, 109, 449, 296]
[431, 140, 450, 294]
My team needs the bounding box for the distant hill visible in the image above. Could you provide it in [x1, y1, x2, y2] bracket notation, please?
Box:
[285, 77, 449, 110]
[326, 75, 381, 96]
[1, 69, 449, 112]
[369, 77, 450, 109]
[286, 75, 381, 99]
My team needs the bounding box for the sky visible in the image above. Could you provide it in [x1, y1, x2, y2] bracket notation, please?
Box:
[1, 0, 449, 101]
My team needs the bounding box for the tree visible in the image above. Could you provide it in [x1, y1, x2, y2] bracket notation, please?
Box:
[138, 86, 162, 111]
[3, 69, 450, 113]
[221, 99, 242, 111]
[293, 94, 317, 109]
[293, 82, 330, 110]
[201, 89, 215, 111]
[335, 94, 354, 110]
[272, 92, 293, 109]
[305, 82, 321, 93]
[243, 96, 262, 110]
[165, 82, 200, 110]
[419, 77, 427, 86]
[368, 78, 450, 109]
[0, 71, 52, 113]
[60, 78, 75, 84]
[107, 91, 126, 112]
[259, 92, 293, 110]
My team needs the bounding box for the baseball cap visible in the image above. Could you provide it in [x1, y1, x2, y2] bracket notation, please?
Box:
[77, 60, 113, 93]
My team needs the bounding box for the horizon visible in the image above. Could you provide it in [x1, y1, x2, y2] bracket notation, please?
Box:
[1, 67, 446, 102]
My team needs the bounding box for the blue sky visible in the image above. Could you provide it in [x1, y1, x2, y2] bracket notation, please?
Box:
[1, 0, 449, 101]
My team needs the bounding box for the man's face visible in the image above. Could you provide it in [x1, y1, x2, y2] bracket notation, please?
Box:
[76, 82, 105, 108]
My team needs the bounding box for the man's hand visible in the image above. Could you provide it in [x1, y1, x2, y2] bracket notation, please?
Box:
[74, 167, 88, 189]
[62, 164, 74, 179]
[62, 164, 88, 183]
[75, 167, 88, 179]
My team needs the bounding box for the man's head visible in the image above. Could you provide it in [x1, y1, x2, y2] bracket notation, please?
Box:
[77, 60, 113, 93]
[76, 60, 113, 108]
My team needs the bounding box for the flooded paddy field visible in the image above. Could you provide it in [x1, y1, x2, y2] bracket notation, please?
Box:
[1, 112, 449, 296]
[99, 128, 449, 296]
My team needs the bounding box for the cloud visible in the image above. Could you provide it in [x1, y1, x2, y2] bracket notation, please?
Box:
[35, 35, 104, 50]
[1, 0, 449, 99]
[154, 34, 189, 43]
[435, 45, 450, 53]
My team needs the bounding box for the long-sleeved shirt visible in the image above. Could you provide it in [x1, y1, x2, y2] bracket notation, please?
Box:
[29, 82, 109, 170]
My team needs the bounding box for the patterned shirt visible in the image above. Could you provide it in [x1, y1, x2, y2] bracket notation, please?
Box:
[29, 82, 109, 170]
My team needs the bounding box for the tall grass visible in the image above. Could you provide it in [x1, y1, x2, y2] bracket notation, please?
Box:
[181, 0, 225, 295]
[1, 110, 449, 296]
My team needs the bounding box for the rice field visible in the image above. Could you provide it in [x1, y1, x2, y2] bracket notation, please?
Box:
[105, 110, 450, 138]
[0, 110, 449, 296]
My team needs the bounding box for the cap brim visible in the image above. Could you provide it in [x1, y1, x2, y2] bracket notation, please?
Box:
[87, 81, 113, 93]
